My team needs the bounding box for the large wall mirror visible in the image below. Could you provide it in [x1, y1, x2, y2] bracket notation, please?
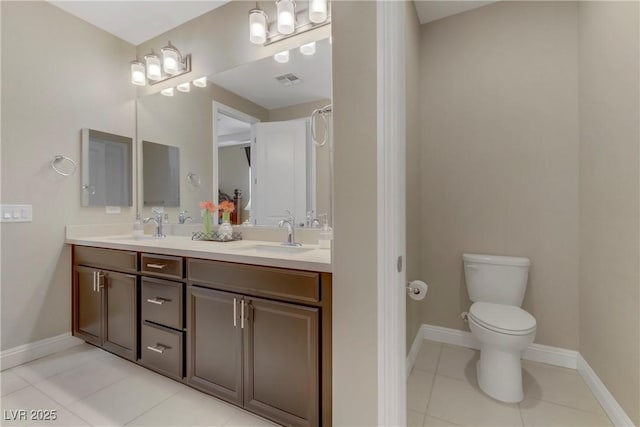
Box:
[136, 36, 332, 226]
[81, 128, 133, 207]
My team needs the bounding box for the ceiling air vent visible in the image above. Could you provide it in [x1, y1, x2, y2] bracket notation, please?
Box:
[274, 73, 302, 87]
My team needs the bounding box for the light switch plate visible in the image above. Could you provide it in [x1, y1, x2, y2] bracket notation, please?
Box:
[105, 206, 121, 214]
[1, 204, 33, 222]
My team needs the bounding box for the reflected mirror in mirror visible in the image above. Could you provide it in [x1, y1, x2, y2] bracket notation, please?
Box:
[81, 128, 133, 207]
[136, 36, 332, 226]
[142, 141, 180, 207]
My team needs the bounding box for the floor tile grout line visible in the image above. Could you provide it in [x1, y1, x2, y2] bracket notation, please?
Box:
[423, 341, 443, 417]
[521, 396, 613, 420]
[121, 385, 189, 426]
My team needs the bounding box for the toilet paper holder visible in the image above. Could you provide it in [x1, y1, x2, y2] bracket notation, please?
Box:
[406, 280, 428, 300]
[406, 283, 421, 295]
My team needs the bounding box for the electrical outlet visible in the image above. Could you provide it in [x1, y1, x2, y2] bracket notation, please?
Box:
[105, 206, 121, 214]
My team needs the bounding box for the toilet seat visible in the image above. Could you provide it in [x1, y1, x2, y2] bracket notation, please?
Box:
[469, 302, 536, 336]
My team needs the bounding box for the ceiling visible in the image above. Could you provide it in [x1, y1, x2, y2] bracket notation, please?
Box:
[414, 1, 497, 25]
[48, 1, 230, 45]
[209, 38, 332, 110]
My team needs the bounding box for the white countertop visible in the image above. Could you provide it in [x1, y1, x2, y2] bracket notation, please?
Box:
[65, 234, 332, 273]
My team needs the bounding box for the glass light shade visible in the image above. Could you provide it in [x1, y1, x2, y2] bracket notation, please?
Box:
[274, 50, 290, 63]
[299, 41, 316, 56]
[249, 9, 267, 45]
[276, 0, 295, 35]
[177, 82, 191, 93]
[309, 0, 327, 23]
[130, 61, 146, 86]
[144, 54, 162, 81]
[193, 77, 207, 88]
[161, 45, 181, 75]
[160, 87, 175, 97]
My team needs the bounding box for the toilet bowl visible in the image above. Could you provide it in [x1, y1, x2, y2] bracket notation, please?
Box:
[462, 253, 537, 403]
[467, 302, 536, 402]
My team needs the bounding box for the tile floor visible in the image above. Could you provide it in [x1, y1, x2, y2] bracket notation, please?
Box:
[1, 344, 278, 427]
[407, 340, 613, 427]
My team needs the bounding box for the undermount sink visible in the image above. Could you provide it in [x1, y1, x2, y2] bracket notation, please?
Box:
[237, 244, 315, 254]
[107, 235, 159, 241]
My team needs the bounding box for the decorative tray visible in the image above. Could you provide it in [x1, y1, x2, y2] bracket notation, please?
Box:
[192, 231, 243, 242]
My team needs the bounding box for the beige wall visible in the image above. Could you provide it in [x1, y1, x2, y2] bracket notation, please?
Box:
[0, 1, 136, 350]
[332, 1, 379, 424]
[419, 2, 581, 349]
[268, 99, 331, 122]
[405, 0, 423, 353]
[211, 83, 268, 122]
[578, 2, 640, 423]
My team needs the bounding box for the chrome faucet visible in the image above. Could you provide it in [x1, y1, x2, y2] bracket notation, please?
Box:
[143, 210, 166, 238]
[178, 210, 192, 224]
[305, 211, 320, 228]
[278, 211, 301, 246]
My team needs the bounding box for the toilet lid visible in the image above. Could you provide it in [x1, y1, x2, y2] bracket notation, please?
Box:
[469, 302, 536, 335]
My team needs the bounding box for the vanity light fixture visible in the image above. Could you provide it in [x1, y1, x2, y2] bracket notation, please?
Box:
[129, 41, 191, 86]
[193, 77, 207, 88]
[299, 41, 316, 56]
[274, 50, 290, 63]
[248, 0, 330, 46]
[177, 82, 191, 93]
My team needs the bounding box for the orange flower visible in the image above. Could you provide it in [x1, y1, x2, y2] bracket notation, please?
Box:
[199, 200, 217, 212]
[218, 200, 235, 213]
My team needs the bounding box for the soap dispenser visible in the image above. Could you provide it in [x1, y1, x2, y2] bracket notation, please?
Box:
[318, 214, 333, 249]
[133, 213, 144, 239]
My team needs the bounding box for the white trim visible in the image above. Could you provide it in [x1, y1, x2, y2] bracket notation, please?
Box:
[577, 354, 636, 427]
[406, 327, 424, 377]
[421, 324, 579, 369]
[376, 1, 406, 425]
[1, 333, 84, 370]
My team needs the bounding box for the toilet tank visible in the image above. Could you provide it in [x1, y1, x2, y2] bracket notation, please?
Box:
[463, 253, 530, 306]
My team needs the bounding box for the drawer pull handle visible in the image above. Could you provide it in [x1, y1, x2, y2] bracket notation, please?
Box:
[146, 297, 170, 305]
[146, 263, 167, 270]
[147, 344, 169, 354]
[233, 298, 237, 327]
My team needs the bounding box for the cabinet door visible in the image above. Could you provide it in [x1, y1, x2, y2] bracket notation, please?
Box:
[186, 286, 243, 405]
[73, 266, 102, 346]
[244, 297, 319, 427]
[102, 271, 137, 361]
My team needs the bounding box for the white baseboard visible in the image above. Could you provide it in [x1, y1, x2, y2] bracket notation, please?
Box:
[1, 332, 84, 370]
[577, 354, 636, 427]
[406, 327, 424, 377]
[419, 324, 634, 426]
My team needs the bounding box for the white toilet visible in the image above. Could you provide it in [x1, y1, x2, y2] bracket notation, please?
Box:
[462, 253, 537, 403]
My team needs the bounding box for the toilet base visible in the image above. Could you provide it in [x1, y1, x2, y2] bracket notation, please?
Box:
[476, 346, 524, 403]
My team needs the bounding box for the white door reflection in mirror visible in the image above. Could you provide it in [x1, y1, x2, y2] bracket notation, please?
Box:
[252, 120, 312, 226]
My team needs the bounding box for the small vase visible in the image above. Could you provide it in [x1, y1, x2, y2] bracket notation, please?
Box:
[218, 211, 233, 240]
[203, 210, 213, 236]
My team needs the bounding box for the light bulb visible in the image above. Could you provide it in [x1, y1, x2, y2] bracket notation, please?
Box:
[177, 82, 190, 92]
[249, 9, 267, 45]
[276, 0, 295, 35]
[161, 87, 174, 97]
[309, 0, 327, 23]
[299, 41, 316, 56]
[130, 61, 146, 86]
[144, 53, 161, 81]
[274, 50, 290, 63]
[161, 44, 181, 75]
[193, 77, 207, 88]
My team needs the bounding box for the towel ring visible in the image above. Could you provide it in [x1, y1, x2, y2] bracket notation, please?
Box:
[186, 172, 201, 187]
[51, 155, 77, 176]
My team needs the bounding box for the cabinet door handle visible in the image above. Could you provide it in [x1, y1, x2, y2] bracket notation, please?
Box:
[146, 344, 169, 354]
[146, 297, 169, 305]
[92, 271, 97, 292]
[146, 263, 166, 270]
[233, 298, 237, 327]
[241, 299, 245, 329]
[98, 272, 105, 290]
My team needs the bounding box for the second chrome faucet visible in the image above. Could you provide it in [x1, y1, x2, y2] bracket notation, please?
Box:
[278, 211, 301, 246]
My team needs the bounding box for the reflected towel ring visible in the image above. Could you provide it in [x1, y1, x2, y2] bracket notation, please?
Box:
[310, 104, 332, 147]
[51, 155, 77, 176]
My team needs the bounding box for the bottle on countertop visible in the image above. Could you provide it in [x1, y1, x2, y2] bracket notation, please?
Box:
[133, 213, 144, 239]
[318, 214, 332, 249]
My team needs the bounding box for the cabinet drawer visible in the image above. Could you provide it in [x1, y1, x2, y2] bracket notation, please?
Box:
[74, 246, 137, 273]
[141, 253, 183, 279]
[142, 277, 183, 330]
[141, 322, 183, 381]
[187, 259, 320, 304]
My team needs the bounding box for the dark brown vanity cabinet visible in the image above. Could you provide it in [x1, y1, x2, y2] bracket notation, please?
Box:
[186, 259, 330, 427]
[73, 247, 138, 361]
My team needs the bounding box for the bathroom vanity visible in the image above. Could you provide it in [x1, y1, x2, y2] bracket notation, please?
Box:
[69, 234, 332, 427]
